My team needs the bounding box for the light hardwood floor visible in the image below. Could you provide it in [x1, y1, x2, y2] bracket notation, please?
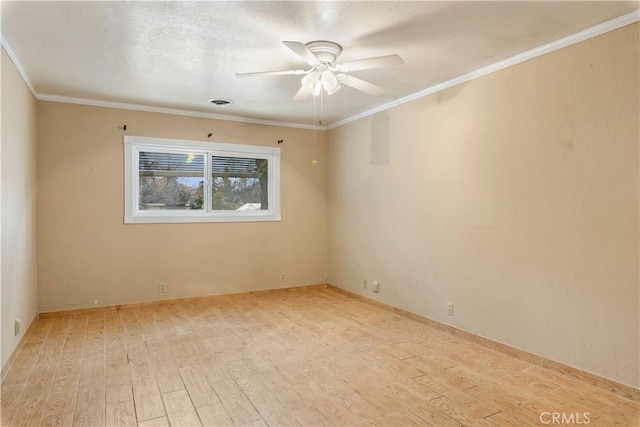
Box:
[1, 287, 638, 426]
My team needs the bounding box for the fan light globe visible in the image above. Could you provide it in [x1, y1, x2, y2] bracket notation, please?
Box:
[321, 70, 341, 95]
[312, 81, 323, 96]
[301, 72, 321, 92]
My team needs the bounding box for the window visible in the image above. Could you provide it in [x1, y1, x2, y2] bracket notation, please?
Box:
[124, 136, 280, 223]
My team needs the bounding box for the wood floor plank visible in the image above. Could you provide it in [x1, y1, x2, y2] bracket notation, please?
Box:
[270, 385, 306, 412]
[427, 395, 496, 426]
[9, 365, 56, 426]
[180, 367, 220, 408]
[350, 382, 399, 411]
[291, 406, 329, 426]
[212, 379, 262, 425]
[547, 386, 631, 420]
[72, 384, 105, 426]
[163, 389, 202, 427]
[137, 416, 170, 427]
[2, 352, 37, 386]
[154, 358, 186, 393]
[373, 409, 433, 426]
[105, 381, 133, 405]
[55, 347, 84, 380]
[79, 355, 104, 385]
[273, 364, 309, 386]
[197, 403, 234, 426]
[312, 397, 363, 426]
[464, 383, 532, 409]
[1, 383, 25, 426]
[485, 410, 534, 427]
[128, 349, 154, 380]
[8, 391, 47, 426]
[593, 406, 639, 427]
[395, 376, 443, 402]
[198, 356, 233, 385]
[366, 348, 426, 378]
[57, 411, 74, 427]
[339, 391, 385, 420]
[238, 419, 268, 427]
[496, 366, 561, 395]
[133, 377, 166, 422]
[440, 365, 491, 390]
[554, 381, 636, 409]
[223, 359, 258, 381]
[40, 375, 79, 426]
[234, 374, 293, 424]
[485, 402, 540, 426]
[105, 400, 137, 427]
[437, 388, 501, 419]
[407, 400, 464, 427]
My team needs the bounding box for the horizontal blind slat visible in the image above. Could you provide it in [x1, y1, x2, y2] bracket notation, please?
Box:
[139, 151, 205, 174]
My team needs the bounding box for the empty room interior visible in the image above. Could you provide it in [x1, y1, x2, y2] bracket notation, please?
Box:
[1, 1, 639, 426]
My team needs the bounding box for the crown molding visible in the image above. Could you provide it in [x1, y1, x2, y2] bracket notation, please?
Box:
[1, 34, 38, 99]
[36, 94, 323, 130]
[327, 10, 640, 130]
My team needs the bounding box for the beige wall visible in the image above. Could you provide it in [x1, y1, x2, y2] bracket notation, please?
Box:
[328, 23, 639, 387]
[1, 48, 39, 368]
[37, 103, 327, 311]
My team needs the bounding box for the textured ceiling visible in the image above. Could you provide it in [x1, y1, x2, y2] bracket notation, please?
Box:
[2, 1, 639, 127]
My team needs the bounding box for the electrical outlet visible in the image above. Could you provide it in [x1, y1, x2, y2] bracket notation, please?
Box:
[280, 273, 286, 282]
[159, 282, 167, 293]
[363, 280, 368, 289]
[14, 319, 21, 336]
[447, 302, 454, 316]
[372, 281, 380, 293]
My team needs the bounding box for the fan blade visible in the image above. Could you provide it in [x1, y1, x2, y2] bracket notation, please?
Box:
[337, 54, 403, 72]
[293, 85, 312, 102]
[337, 74, 385, 96]
[283, 41, 321, 66]
[236, 69, 306, 77]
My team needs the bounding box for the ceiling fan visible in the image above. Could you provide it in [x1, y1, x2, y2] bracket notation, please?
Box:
[236, 40, 404, 101]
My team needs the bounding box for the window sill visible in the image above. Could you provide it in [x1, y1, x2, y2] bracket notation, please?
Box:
[124, 212, 282, 224]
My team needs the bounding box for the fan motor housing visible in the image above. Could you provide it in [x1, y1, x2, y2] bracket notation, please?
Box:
[306, 40, 342, 64]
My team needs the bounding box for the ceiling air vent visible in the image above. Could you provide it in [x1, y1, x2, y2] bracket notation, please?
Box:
[208, 98, 233, 107]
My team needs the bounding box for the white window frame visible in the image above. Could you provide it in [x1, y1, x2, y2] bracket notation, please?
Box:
[124, 136, 281, 224]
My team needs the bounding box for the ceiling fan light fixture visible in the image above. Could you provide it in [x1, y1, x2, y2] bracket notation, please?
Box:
[238, 39, 401, 100]
[312, 81, 323, 96]
[301, 71, 321, 91]
[321, 70, 340, 95]
[325, 83, 341, 96]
